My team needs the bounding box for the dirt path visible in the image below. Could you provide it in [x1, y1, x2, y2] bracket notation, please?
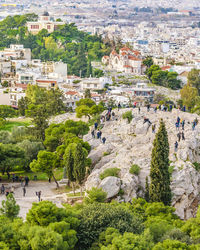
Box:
[0, 181, 66, 219]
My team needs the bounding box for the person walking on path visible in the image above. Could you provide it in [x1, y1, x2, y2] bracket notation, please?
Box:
[23, 186, 26, 197]
[36, 191, 41, 202]
[138, 106, 140, 114]
[118, 103, 121, 111]
[25, 176, 29, 186]
[1, 184, 5, 194]
[175, 141, 178, 152]
[182, 132, 185, 140]
[177, 132, 181, 142]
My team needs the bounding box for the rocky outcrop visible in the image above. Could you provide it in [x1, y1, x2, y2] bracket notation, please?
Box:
[99, 176, 121, 199]
[84, 107, 200, 219]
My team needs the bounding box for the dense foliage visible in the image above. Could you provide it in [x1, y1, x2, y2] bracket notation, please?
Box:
[0, 14, 111, 77]
[145, 64, 182, 89]
[1, 195, 200, 249]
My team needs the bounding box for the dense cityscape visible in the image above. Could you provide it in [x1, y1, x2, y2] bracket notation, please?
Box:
[0, 0, 199, 249]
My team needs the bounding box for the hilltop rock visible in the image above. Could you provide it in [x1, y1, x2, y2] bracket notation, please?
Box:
[84, 107, 200, 219]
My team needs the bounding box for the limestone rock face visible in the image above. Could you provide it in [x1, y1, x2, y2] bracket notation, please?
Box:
[171, 161, 200, 220]
[99, 176, 121, 199]
[84, 107, 200, 219]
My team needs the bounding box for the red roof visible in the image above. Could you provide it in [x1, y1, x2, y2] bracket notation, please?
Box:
[161, 66, 171, 71]
[120, 47, 141, 57]
[111, 50, 118, 55]
[91, 93, 100, 97]
[36, 79, 57, 83]
[67, 75, 80, 79]
[128, 55, 141, 61]
[66, 91, 78, 95]
[124, 65, 132, 68]
[103, 56, 109, 59]
[15, 84, 28, 89]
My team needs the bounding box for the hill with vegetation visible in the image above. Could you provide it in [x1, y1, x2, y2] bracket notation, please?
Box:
[0, 14, 111, 77]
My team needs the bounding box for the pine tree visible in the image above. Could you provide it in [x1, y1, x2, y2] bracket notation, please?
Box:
[0, 193, 20, 220]
[149, 119, 171, 205]
[145, 176, 150, 202]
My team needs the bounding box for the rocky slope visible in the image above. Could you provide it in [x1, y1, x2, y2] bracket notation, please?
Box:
[84, 107, 200, 220]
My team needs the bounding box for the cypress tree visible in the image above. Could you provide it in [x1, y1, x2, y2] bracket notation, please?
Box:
[86, 60, 93, 78]
[64, 143, 76, 194]
[149, 119, 171, 205]
[73, 143, 87, 195]
[145, 176, 150, 202]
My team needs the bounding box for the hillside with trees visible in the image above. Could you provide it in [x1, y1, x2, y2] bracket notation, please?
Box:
[0, 14, 111, 77]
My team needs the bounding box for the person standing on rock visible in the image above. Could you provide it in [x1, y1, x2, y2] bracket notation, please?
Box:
[118, 103, 121, 111]
[175, 141, 178, 152]
[182, 120, 185, 130]
[177, 117, 180, 125]
[182, 132, 185, 140]
[175, 122, 179, 131]
[152, 124, 156, 133]
[94, 122, 98, 130]
[91, 130, 95, 138]
[177, 132, 181, 142]
[23, 186, 26, 197]
[102, 137, 106, 144]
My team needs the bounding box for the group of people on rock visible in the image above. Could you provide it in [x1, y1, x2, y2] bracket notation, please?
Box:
[91, 122, 106, 144]
[174, 117, 198, 152]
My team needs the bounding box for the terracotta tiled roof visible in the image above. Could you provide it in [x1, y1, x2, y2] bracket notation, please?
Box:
[128, 55, 141, 61]
[161, 66, 171, 71]
[66, 91, 78, 95]
[15, 84, 28, 89]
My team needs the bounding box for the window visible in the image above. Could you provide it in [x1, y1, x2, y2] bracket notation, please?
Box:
[47, 25, 51, 30]
[31, 25, 39, 29]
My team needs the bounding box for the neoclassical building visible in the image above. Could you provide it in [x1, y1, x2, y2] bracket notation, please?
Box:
[27, 12, 64, 34]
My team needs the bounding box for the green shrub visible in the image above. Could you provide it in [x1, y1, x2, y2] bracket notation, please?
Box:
[122, 111, 133, 123]
[84, 187, 107, 204]
[100, 168, 120, 180]
[103, 152, 110, 156]
[168, 165, 175, 176]
[130, 164, 140, 175]
[193, 162, 200, 172]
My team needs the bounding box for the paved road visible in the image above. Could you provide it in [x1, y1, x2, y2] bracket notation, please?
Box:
[0, 181, 66, 219]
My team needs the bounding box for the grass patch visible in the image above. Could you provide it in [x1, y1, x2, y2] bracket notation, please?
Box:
[67, 192, 84, 197]
[129, 164, 140, 175]
[0, 168, 63, 181]
[103, 152, 110, 156]
[0, 121, 31, 132]
[100, 168, 120, 180]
